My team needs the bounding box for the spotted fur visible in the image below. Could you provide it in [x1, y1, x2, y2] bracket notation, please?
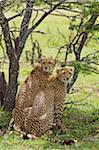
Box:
[24, 84, 54, 137]
[13, 58, 55, 133]
[49, 67, 72, 132]
[23, 67, 72, 137]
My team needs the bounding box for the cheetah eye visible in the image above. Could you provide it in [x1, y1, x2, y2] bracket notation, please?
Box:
[48, 62, 51, 64]
[63, 72, 65, 74]
[42, 62, 45, 64]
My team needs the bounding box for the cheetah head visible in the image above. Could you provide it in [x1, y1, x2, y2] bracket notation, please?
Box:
[56, 67, 72, 83]
[41, 58, 55, 74]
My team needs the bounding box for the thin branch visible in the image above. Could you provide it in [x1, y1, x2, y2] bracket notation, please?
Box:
[32, 9, 39, 23]
[0, 41, 6, 58]
[18, 0, 35, 57]
[30, 33, 35, 64]
[65, 89, 96, 105]
[81, 50, 99, 61]
[55, 32, 80, 62]
[30, 7, 83, 19]
[31, 42, 35, 65]
[28, 0, 66, 35]
[67, 14, 98, 92]
[58, 7, 82, 14]
[0, 5, 14, 59]
[64, 32, 83, 63]
[76, 32, 88, 60]
[7, 10, 24, 22]
[33, 31, 45, 35]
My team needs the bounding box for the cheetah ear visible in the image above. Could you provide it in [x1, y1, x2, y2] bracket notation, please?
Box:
[61, 63, 66, 67]
[40, 58, 43, 62]
[56, 69, 60, 74]
[49, 56, 53, 59]
[49, 56, 54, 61]
[53, 59, 56, 66]
[69, 68, 72, 71]
[40, 56, 46, 62]
[68, 68, 72, 73]
[49, 57, 56, 65]
[60, 67, 65, 71]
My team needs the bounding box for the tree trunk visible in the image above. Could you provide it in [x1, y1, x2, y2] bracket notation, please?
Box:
[0, 72, 7, 106]
[67, 67, 78, 93]
[3, 58, 19, 111]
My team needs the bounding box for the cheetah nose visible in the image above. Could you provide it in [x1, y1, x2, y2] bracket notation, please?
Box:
[45, 67, 47, 70]
[66, 77, 69, 80]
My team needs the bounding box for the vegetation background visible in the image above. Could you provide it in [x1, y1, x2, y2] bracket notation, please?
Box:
[0, 0, 99, 149]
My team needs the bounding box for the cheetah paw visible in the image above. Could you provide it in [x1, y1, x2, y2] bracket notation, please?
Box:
[27, 134, 37, 139]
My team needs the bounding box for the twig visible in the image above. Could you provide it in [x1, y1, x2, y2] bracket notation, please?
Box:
[28, 0, 66, 35]
[33, 31, 45, 35]
[64, 89, 96, 105]
[30, 35, 35, 65]
[0, 41, 6, 58]
[81, 50, 99, 61]
[7, 10, 24, 22]
[32, 9, 39, 23]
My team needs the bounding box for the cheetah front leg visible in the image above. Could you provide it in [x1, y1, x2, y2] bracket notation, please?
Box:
[54, 94, 66, 133]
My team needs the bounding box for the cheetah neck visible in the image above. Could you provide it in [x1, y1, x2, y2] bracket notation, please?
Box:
[55, 77, 67, 87]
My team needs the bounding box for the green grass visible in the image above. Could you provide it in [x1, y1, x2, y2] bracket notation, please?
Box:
[0, 105, 99, 150]
[0, 10, 99, 150]
[0, 129, 99, 150]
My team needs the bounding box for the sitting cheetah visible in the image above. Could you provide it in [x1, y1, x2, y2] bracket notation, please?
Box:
[13, 58, 55, 133]
[49, 67, 72, 132]
[22, 67, 72, 138]
[24, 83, 55, 137]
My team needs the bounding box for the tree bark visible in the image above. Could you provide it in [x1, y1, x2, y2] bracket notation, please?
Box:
[0, 4, 18, 111]
[0, 72, 7, 106]
[3, 59, 19, 111]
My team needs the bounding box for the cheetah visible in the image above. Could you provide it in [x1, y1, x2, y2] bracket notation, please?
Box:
[22, 67, 72, 138]
[49, 67, 72, 132]
[13, 58, 55, 133]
